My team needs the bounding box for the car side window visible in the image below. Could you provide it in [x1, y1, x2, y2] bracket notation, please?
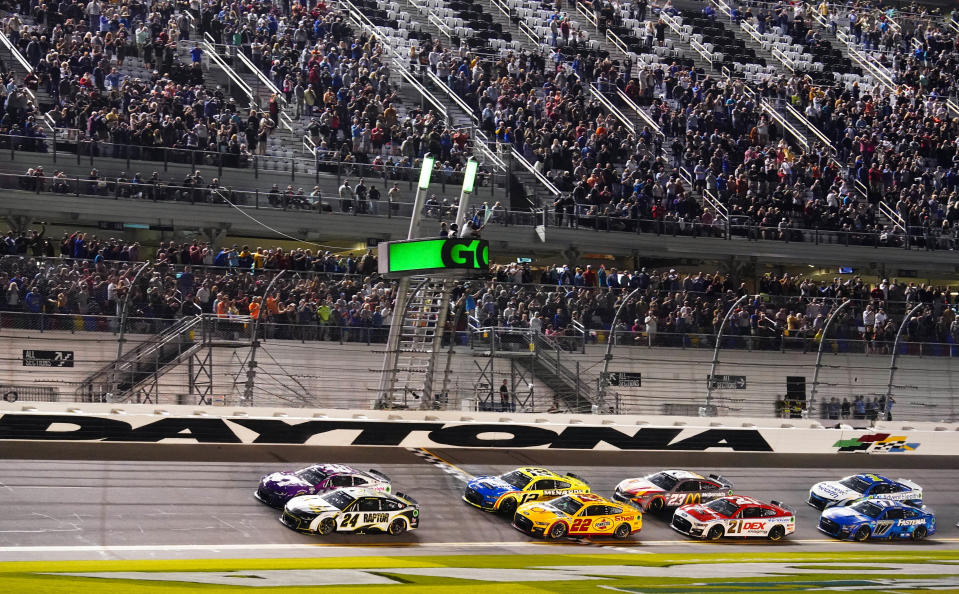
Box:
[884, 508, 904, 520]
[741, 506, 762, 518]
[677, 481, 698, 492]
[585, 505, 605, 516]
[356, 498, 381, 512]
[902, 508, 919, 519]
[352, 476, 368, 486]
[761, 508, 778, 517]
[536, 479, 556, 490]
[553, 481, 571, 489]
[606, 506, 623, 515]
[381, 499, 402, 511]
[330, 475, 353, 488]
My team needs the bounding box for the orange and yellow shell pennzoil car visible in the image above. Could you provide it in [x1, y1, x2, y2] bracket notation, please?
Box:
[512, 492, 642, 540]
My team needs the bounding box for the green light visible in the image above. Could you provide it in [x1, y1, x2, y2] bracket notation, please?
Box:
[418, 155, 435, 190]
[379, 238, 490, 277]
[462, 159, 478, 193]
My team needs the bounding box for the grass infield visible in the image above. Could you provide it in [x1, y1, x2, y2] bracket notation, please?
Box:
[2, 550, 958, 593]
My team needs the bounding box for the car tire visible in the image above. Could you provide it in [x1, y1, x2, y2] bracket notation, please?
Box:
[706, 525, 724, 541]
[912, 526, 927, 541]
[854, 526, 871, 542]
[648, 497, 664, 513]
[547, 522, 568, 540]
[499, 497, 518, 517]
[768, 525, 785, 541]
[317, 517, 335, 535]
[388, 518, 407, 536]
[614, 523, 632, 540]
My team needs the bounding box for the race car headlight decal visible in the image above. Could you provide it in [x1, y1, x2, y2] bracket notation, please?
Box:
[535, 521, 548, 526]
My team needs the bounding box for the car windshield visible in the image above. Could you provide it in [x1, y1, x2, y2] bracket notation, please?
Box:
[851, 501, 884, 518]
[297, 467, 331, 484]
[549, 496, 584, 515]
[648, 472, 679, 491]
[321, 490, 356, 510]
[839, 476, 873, 493]
[705, 498, 740, 516]
[500, 471, 531, 490]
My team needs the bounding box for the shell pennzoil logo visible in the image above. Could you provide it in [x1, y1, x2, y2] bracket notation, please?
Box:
[833, 433, 920, 453]
[593, 518, 612, 531]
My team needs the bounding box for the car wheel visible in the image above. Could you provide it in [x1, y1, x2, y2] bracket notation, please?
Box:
[768, 525, 785, 541]
[317, 517, 335, 535]
[388, 518, 407, 536]
[912, 526, 927, 541]
[854, 526, 871, 542]
[499, 497, 518, 517]
[614, 523, 632, 540]
[547, 522, 568, 540]
[706, 525, 724, 541]
[648, 497, 664, 513]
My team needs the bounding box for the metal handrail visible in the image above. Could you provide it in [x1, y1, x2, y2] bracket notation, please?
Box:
[511, 148, 561, 197]
[617, 88, 665, 141]
[588, 84, 635, 136]
[878, 200, 906, 234]
[0, 29, 55, 131]
[784, 102, 832, 149]
[226, 43, 296, 133]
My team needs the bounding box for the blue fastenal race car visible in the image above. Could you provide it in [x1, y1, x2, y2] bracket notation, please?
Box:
[807, 473, 922, 510]
[818, 499, 936, 541]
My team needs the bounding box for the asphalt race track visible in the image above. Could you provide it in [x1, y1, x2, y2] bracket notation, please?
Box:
[0, 448, 957, 561]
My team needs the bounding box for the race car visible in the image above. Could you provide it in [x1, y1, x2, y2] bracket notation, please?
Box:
[818, 499, 936, 541]
[671, 495, 795, 541]
[613, 470, 733, 512]
[280, 487, 418, 535]
[513, 492, 642, 540]
[255, 463, 391, 508]
[807, 473, 922, 510]
[463, 467, 590, 516]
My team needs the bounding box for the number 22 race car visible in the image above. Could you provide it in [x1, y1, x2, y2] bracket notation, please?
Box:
[671, 495, 795, 541]
[513, 493, 642, 540]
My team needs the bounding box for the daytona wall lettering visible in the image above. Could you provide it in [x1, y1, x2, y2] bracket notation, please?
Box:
[0, 414, 776, 451]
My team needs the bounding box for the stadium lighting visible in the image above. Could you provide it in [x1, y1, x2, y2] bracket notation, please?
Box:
[462, 158, 478, 194]
[418, 154, 435, 190]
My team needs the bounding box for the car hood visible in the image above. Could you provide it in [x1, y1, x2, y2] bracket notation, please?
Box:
[518, 503, 568, 519]
[677, 504, 721, 523]
[821, 506, 870, 524]
[284, 495, 337, 516]
[812, 481, 858, 501]
[616, 478, 664, 496]
[261, 472, 314, 494]
[468, 476, 514, 496]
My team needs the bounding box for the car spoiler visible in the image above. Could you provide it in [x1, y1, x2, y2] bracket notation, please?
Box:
[395, 491, 418, 506]
[897, 478, 921, 491]
[709, 473, 733, 488]
[367, 469, 392, 483]
[565, 472, 589, 485]
[771, 500, 794, 513]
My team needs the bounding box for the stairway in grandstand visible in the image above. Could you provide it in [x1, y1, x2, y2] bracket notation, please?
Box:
[73, 315, 221, 403]
[377, 277, 453, 410]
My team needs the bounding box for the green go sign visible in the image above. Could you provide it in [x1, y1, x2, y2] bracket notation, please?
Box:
[378, 238, 490, 277]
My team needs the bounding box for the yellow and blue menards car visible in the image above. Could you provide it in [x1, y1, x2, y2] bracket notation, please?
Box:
[513, 492, 642, 540]
[463, 467, 590, 516]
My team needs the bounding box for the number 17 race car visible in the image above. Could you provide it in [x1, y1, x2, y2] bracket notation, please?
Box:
[671, 495, 795, 541]
[818, 499, 936, 541]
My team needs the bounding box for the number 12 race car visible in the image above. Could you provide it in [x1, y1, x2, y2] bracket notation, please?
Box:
[280, 487, 419, 536]
[818, 499, 936, 541]
[463, 467, 590, 516]
[513, 493, 642, 540]
[613, 470, 733, 512]
[671, 495, 795, 541]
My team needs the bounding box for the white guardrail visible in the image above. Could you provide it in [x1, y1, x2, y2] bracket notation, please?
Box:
[1, 402, 957, 454]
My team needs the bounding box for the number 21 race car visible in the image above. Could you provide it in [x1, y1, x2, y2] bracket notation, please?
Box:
[671, 495, 795, 541]
[613, 470, 733, 512]
[513, 493, 642, 540]
[463, 467, 590, 516]
[280, 487, 418, 536]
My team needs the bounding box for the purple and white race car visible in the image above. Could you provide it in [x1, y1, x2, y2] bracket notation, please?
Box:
[255, 463, 392, 508]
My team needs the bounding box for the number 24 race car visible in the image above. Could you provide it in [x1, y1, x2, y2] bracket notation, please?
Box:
[671, 495, 795, 541]
[280, 487, 418, 536]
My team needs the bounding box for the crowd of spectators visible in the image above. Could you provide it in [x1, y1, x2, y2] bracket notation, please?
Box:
[0, 227, 957, 353]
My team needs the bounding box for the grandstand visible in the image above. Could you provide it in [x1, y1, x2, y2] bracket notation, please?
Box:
[0, 0, 955, 423]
